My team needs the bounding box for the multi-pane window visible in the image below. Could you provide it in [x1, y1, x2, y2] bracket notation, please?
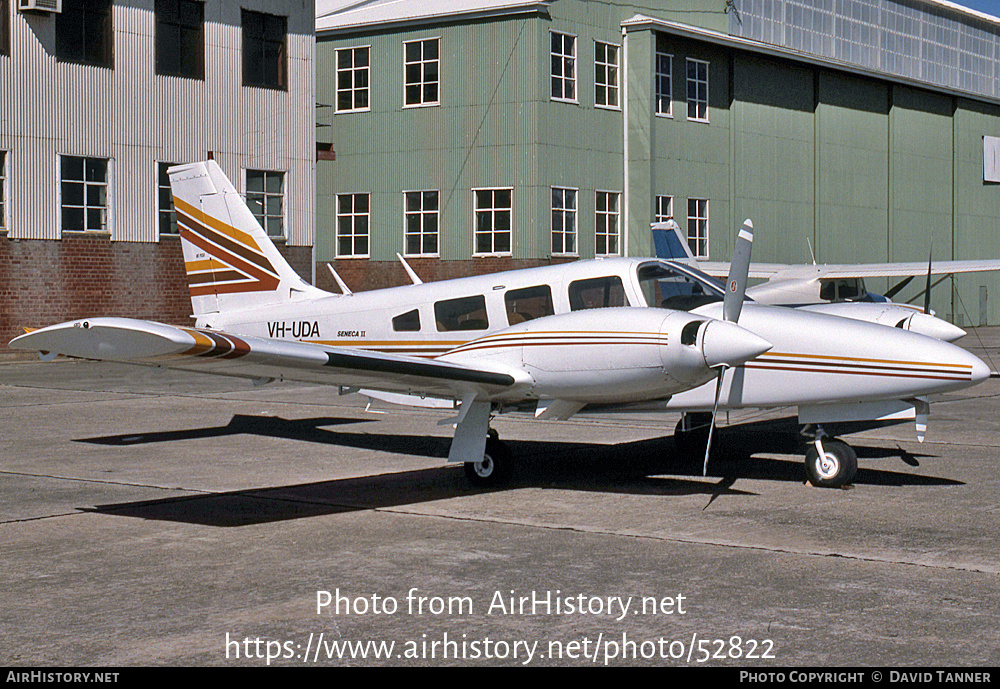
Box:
[656, 49, 673, 116]
[594, 41, 619, 109]
[687, 198, 709, 258]
[61, 156, 108, 233]
[686, 58, 709, 121]
[156, 0, 204, 79]
[1, 0, 9, 58]
[56, 0, 113, 68]
[404, 38, 439, 106]
[474, 188, 512, 255]
[336, 46, 370, 112]
[550, 31, 576, 102]
[595, 191, 620, 256]
[551, 187, 577, 256]
[404, 190, 439, 256]
[0, 150, 6, 231]
[246, 170, 284, 237]
[158, 162, 178, 235]
[337, 193, 369, 257]
[242, 9, 286, 89]
[655, 195, 673, 223]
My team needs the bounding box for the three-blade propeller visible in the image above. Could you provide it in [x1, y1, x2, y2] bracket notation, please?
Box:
[703, 219, 755, 476]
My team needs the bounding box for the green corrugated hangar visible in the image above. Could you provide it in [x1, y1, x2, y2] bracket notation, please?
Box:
[314, 0, 1000, 326]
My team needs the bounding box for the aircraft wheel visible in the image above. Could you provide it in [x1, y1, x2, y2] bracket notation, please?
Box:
[464, 437, 510, 487]
[804, 439, 857, 488]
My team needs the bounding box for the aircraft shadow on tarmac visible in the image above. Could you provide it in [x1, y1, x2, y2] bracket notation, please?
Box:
[79, 413, 962, 527]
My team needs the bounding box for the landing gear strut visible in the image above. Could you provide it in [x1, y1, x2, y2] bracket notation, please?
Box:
[463, 429, 511, 487]
[802, 426, 857, 488]
[673, 412, 713, 459]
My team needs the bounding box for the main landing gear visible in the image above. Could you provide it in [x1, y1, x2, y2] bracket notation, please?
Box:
[463, 429, 511, 487]
[802, 425, 857, 488]
[673, 415, 859, 488]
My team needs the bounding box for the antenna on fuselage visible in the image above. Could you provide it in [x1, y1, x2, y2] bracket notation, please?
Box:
[397, 253, 424, 285]
[326, 263, 353, 296]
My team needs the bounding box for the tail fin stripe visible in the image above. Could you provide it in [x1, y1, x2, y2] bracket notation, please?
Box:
[187, 270, 248, 286]
[178, 223, 275, 283]
[179, 225, 280, 296]
[177, 210, 278, 277]
[173, 196, 263, 253]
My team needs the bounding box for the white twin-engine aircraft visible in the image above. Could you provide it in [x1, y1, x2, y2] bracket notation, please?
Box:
[10, 161, 991, 489]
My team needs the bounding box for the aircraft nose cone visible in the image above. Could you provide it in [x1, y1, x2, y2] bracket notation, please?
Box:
[701, 319, 772, 369]
[906, 313, 966, 342]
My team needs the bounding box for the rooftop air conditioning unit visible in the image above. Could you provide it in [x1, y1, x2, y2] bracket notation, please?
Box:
[19, 0, 62, 12]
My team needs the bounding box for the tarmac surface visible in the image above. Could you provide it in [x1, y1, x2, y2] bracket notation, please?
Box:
[3, 329, 1000, 667]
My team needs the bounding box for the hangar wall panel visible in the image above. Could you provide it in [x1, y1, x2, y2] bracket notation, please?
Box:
[0, 1, 315, 247]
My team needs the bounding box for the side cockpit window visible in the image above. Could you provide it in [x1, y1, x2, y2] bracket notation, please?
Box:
[568, 276, 628, 311]
[392, 309, 420, 332]
[435, 295, 489, 331]
[505, 285, 555, 325]
[637, 262, 725, 311]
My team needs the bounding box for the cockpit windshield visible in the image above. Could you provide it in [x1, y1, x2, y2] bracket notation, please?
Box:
[636, 260, 733, 311]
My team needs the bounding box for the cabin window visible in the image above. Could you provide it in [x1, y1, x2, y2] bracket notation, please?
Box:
[505, 285, 554, 325]
[637, 262, 723, 311]
[392, 309, 420, 332]
[820, 278, 864, 302]
[435, 295, 489, 332]
[568, 276, 628, 311]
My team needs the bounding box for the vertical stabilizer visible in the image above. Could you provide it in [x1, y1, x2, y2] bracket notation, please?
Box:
[651, 219, 696, 261]
[168, 161, 328, 317]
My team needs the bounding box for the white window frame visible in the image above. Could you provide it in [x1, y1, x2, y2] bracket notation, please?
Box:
[337, 192, 370, 258]
[60, 155, 110, 234]
[550, 31, 577, 103]
[244, 169, 285, 239]
[686, 58, 709, 122]
[687, 197, 709, 259]
[0, 150, 7, 232]
[473, 187, 513, 257]
[403, 37, 440, 108]
[158, 161, 179, 235]
[656, 50, 673, 117]
[551, 186, 578, 257]
[594, 40, 620, 110]
[403, 189, 440, 257]
[595, 190, 620, 257]
[655, 195, 673, 223]
[336, 45, 371, 113]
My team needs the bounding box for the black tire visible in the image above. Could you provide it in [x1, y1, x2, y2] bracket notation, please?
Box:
[804, 439, 858, 488]
[464, 437, 510, 487]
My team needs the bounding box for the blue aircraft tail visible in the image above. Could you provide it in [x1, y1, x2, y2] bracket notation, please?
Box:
[651, 220, 695, 260]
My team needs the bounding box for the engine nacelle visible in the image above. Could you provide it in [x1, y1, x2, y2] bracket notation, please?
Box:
[439, 308, 770, 404]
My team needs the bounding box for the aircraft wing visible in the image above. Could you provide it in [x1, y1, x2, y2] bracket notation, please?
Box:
[681, 261, 785, 279]
[9, 317, 519, 401]
[690, 260, 1000, 280]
